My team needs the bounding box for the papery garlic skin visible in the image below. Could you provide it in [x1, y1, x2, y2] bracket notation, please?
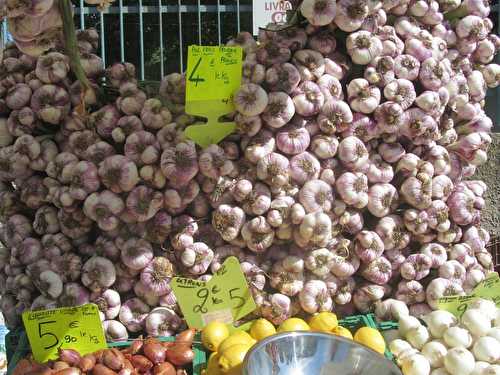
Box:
[347, 31, 383, 65]
[299, 279, 333, 313]
[299, 179, 334, 213]
[301, 0, 336, 26]
[234, 83, 268, 116]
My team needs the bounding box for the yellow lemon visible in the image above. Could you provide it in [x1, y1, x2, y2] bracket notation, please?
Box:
[250, 318, 276, 341]
[308, 312, 338, 333]
[218, 343, 253, 374]
[205, 352, 223, 375]
[332, 326, 353, 340]
[218, 331, 256, 354]
[354, 327, 386, 354]
[277, 317, 310, 332]
[202, 321, 230, 352]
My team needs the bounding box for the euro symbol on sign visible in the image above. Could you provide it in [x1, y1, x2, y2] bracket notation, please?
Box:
[69, 321, 79, 329]
[211, 285, 221, 294]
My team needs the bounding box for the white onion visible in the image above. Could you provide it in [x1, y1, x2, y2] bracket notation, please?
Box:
[422, 341, 448, 368]
[400, 315, 423, 337]
[462, 309, 492, 337]
[398, 348, 422, 367]
[402, 354, 431, 375]
[391, 339, 414, 357]
[469, 300, 498, 321]
[472, 337, 500, 363]
[444, 326, 473, 348]
[444, 348, 475, 375]
[407, 326, 430, 350]
[423, 311, 458, 339]
[471, 362, 491, 375]
[487, 327, 500, 342]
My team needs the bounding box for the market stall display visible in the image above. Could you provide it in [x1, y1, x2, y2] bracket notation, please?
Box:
[10, 328, 204, 375]
[389, 299, 500, 375]
[0, 0, 498, 373]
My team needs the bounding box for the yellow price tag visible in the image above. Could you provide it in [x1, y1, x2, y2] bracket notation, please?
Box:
[438, 272, 500, 317]
[22, 304, 107, 363]
[437, 295, 477, 319]
[184, 45, 243, 148]
[171, 257, 257, 329]
[472, 272, 500, 304]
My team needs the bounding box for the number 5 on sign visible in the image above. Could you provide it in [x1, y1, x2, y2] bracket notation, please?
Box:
[22, 304, 106, 363]
[184, 46, 243, 148]
[171, 257, 257, 329]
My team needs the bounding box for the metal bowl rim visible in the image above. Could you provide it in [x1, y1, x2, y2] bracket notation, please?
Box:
[243, 331, 400, 371]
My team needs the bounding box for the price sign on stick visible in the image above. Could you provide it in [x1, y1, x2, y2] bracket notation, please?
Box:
[171, 257, 257, 329]
[22, 304, 106, 363]
[184, 46, 243, 148]
[438, 272, 500, 317]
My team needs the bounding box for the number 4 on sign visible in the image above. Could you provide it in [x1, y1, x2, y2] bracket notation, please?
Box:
[184, 45, 242, 148]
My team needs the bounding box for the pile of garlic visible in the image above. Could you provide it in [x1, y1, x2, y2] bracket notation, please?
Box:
[389, 299, 500, 375]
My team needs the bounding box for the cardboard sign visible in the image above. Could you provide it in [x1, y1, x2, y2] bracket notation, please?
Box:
[184, 46, 242, 148]
[22, 304, 106, 363]
[171, 257, 256, 329]
[438, 272, 500, 317]
[252, 0, 292, 35]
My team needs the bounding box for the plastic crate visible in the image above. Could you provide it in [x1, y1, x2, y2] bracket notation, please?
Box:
[5, 328, 23, 365]
[6, 331, 28, 375]
[487, 236, 500, 274]
[6, 331, 206, 375]
[338, 313, 395, 360]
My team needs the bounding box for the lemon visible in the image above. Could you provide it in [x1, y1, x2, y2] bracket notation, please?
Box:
[332, 326, 353, 340]
[354, 326, 386, 354]
[250, 318, 276, 341]
[218, 331, 256, 354]
[218, 343, 253, 374]
[277, 317, 310, 332]
[205, 352, 223, 375]
[308, 312, 338, 333]
[202, 321, 230, 352]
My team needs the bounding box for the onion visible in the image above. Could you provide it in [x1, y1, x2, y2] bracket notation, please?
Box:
[472, 337, 500, 363]
[444, 348, 475, 375]
[461, 308, 492, 337]
[401, 354, 431, 375]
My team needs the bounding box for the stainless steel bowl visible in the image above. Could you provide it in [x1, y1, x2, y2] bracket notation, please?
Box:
[243, 331, 402, 375]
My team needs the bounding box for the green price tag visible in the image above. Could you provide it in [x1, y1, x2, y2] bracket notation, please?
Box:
[171, 257, 257, 329]
[438, 272, 500, 317]
[437, 295, 477, 319]
[472, 272, 500, 304]
[22, 304, 107, 363]
[184, 45, 243, 148]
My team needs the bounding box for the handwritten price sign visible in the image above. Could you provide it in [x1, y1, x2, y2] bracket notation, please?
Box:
[438, 272, 500, 317]
[22, 304, 106, 363]
[171, 257, 256, 329]
[184, 45, 242, 148]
